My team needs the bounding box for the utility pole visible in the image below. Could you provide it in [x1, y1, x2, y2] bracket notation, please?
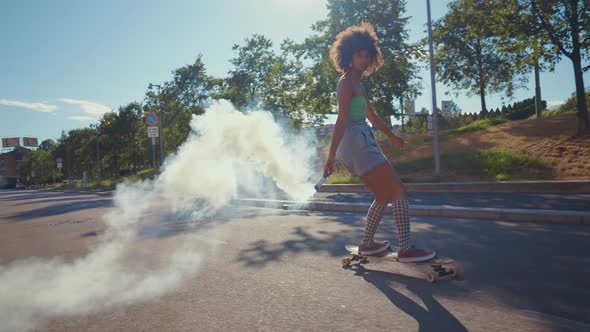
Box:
[96, 126, 101, 180]
[148, 83, 164, 170]
[427, 0, 441, 176]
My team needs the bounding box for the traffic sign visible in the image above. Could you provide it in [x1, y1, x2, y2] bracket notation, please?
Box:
[147, 127, 159, 137]
[427, 115, 433, 122]
[146, 113, 160, 127]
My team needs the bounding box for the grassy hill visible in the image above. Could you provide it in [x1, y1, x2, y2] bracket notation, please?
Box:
[327, 95, 590, 184]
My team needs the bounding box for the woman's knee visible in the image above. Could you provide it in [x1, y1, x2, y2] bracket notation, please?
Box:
[385, 165, 407, 200]
[374, 192, 392, 204]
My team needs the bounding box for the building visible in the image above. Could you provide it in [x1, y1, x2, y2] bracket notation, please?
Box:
[0, 146, 31, 178]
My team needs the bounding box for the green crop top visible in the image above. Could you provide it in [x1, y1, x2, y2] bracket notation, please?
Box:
[348, 96, 367, 121]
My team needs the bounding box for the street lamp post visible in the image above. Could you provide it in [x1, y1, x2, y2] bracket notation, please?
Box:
[427, 0, 441, 176]
[148, 83, 164, 170]
[90, 124, 100, 180]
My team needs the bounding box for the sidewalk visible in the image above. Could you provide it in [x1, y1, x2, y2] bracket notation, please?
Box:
[238, 197, 590, 225]
[39, 182, 590, 224]
[320, 180, 590, 194]
[306, 192, 590, 211]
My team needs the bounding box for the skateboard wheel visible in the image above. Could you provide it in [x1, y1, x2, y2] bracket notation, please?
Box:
[342, 258, 352, 266]
[426, 272, 438, 283]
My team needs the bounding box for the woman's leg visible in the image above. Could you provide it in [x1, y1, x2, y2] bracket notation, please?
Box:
[355, 162, 398, 253]
[361, 162, 434, 261]
[362, 162, 410, 251]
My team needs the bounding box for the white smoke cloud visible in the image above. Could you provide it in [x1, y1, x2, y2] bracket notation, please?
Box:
[0, 99, 318, 331]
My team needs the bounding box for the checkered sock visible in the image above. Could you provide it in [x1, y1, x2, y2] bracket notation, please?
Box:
[392, 200, 411, 251]
[361, 200, 388, 245]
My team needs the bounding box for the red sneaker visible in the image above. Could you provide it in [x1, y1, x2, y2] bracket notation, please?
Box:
[397, 246, 436, 263]
[358, 240, 390, 255]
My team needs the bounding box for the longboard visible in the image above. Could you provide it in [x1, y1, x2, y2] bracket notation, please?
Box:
[342, 245, 463, 282]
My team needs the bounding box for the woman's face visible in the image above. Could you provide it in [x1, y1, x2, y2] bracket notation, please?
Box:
[350, 49, 369, 73]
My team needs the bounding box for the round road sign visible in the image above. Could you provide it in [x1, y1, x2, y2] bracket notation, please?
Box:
[146, 113, 160, 127]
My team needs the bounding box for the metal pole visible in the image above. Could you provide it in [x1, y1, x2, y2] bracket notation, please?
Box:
[159, 111, 163, 170]
[148, 83, 164, 171]
[96, 129, 100, 180]
[157, 87, 164, 171]
[401, 95, 405, 133]
[152, 137, 156, 170]
[427, 0, 441, 176]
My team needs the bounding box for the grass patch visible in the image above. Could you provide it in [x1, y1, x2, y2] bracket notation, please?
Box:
[527, 93, 590, 120]
[401, 175, 444, 183]
[527, 108, 575, 119]
[45, 168, 157, 189]
[325, 175, 361, 184]
[394, 148, 551, 181]
[454, 117, 509, 134]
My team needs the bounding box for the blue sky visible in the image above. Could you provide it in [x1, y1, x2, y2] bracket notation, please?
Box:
[1, 0, 588, 142]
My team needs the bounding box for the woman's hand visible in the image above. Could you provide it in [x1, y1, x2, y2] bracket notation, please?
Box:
[323, 155, 336, 175]
[388, 134, 405, 150]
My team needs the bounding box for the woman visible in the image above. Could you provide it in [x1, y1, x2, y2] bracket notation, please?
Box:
[324, 22, 435, 262]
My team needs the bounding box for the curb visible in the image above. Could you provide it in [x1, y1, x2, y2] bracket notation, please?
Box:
[39, 188, 114, 196]
[237, 198, 590, 225]
[37, 189, 590, 224]
[321, 180, 590, 194]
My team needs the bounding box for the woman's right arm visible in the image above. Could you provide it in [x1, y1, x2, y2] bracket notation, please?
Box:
[324, 79, 352, 173]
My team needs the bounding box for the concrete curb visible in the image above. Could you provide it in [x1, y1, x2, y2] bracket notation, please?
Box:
[237, 198, 590, 225]
[39, 188, 114, 196]
[321, 180, 590, 194]
[37, 189, 589, 224]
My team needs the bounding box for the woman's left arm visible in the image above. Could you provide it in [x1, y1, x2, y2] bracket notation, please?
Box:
[366, 103, 394, 138]
[365, 99, 405, 150]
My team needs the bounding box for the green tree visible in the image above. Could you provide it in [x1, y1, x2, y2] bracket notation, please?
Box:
[432, 0, 528, 116]
[530, 0, 589, 135]
[146, 56, 212, 154]
[293, 0, 422, 123]
[50, 128, 95, 180]
[29, 139, 59, 184]
[224, 34, 279, 109]
[494, 0, 559, 118]
[38, 139, 56, 151]
[97, 103, 147, 176]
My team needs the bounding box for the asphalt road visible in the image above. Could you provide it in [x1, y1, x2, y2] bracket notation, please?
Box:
[1, 189, 589, 332]
[306, 192, 590, 211]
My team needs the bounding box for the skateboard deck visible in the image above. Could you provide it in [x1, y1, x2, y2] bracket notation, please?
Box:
[342, 245, 463, 282]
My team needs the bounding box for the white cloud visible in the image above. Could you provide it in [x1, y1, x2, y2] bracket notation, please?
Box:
[68, 115, 96, 122]
[546, 100, 565, 110]
[0, 99, 57, 112]
[58, 98, 113, 116]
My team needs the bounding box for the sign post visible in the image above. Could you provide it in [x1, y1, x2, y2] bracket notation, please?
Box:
[146, 114, 160, 171]
[82, 171, 88, 189]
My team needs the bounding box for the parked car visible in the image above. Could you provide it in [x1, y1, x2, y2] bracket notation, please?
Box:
[15, 182, 25, 190]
